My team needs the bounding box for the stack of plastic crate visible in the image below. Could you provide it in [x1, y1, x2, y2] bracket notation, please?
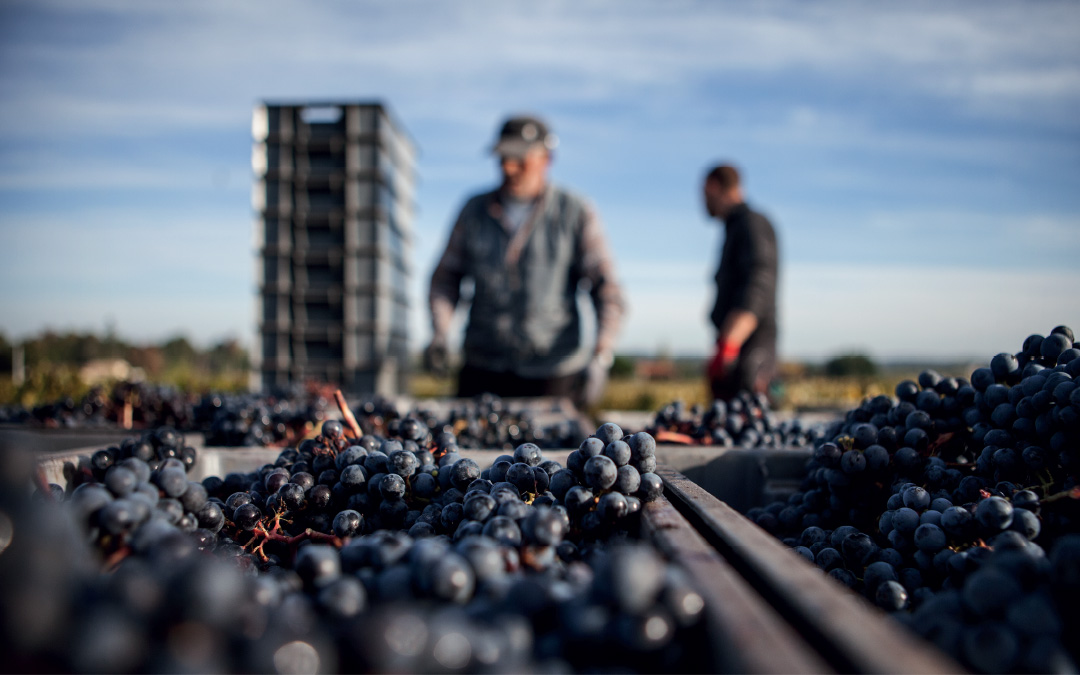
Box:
[252, 102, 416, 396]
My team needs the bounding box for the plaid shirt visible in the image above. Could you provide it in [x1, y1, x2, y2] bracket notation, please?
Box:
[430, 184, 626, 378]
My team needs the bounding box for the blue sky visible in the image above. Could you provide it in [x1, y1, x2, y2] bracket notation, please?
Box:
[1, 1, 1078, 362]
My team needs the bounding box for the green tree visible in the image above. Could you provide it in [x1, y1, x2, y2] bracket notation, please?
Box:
[824, 353, 878, 377]
[0, 329, 253, 405]
[161, 336, 198, 366]
[206, 339, 251, 372]
[610, 355, 635, 379]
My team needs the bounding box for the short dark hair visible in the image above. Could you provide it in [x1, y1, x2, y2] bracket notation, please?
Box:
[705, 164, 740, 190]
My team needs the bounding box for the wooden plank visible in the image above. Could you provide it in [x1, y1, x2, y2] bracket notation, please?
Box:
[658, 467, 964, 675]
[642, 494, 833, 674]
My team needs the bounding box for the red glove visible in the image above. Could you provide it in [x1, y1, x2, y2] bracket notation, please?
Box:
[707, 340, 741, 380]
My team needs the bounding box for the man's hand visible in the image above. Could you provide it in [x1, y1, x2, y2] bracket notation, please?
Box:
[581, 349, 614, 408]
[707, 340, 740, 381]
[423, 337, 450, 377]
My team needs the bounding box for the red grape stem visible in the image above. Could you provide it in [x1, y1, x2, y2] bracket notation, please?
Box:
[103, 545, 132, 572]
[1040, 470, 1056, 493]
[520, 545, 553, 571]
[927, 432, 956, 456]
[248, 521, 344, 556]
[1043, 486, 1080, 503]
[334, 389, 363, 439]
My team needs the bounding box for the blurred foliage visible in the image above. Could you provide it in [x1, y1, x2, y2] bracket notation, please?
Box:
[610, 355, 636, 379]
[410, 372, 457, 399]
[409, 354, 979, 415]
[0, 329, 250, 407]
[823, 353, 879, 377]
[0, 364, 90, 408]
[598, 378, 711, 412]
[779, 375, 895, 411]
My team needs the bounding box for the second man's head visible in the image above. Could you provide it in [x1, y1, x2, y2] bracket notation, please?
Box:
[704, 164, 743, 220]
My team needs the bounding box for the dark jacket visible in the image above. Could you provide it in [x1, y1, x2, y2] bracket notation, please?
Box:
[711, 202, 778, 347]
[430, 185, 625, 378]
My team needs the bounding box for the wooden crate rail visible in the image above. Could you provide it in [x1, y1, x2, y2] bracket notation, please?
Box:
[641, 493, 831, 673]
[656, 466, 964, 674]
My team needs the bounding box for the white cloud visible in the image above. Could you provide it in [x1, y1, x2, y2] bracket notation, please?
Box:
[2, 1, 1078, 140]
[782, 207, 1080, 268]
[968, 68, 1080, 98]
[0, 163, 230, 190]
[410, 253, 1080, 363]
[781, 262, 1080, 360]
[858, 210, 1080, 239]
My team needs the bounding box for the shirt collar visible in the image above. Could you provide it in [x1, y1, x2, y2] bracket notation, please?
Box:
[723, 202, 750, 226]
[487, 184, 551, 221]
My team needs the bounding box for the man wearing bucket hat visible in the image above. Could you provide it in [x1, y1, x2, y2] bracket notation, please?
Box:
[426, 114, 626, 407]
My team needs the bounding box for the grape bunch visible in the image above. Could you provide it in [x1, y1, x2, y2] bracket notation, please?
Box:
[6, 381, 196, 430]
[3, 419, 709, 673]
[6, 379, 587, 453]
[195, 390, 331, 447]
[369, 393, 588, 451]
[648, 391, 823, 447]
[749, 326, 1080, 673]
[3, 380, 337, 450]
[60, 426, 199, 493]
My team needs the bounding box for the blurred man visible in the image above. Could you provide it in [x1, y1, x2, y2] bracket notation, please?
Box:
[426, 114, 626, 406]
[704, 164, 779, 401]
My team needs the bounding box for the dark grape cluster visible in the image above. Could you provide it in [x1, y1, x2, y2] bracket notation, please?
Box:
[373, 393, 588, 451]
[61, 426, 199, 493]
[3, 382, 195, 429]
[749, 326, 1080, 673]
[204, 391, 584, 451]
[648, 391, 824, 447]
[194, 390, 330, 447]
[3, 419, 708, 673]
[2, 381, 334, 449]
[6, 379, 588, 453]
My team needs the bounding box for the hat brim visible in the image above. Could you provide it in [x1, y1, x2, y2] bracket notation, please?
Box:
[491, 138, 545, 157]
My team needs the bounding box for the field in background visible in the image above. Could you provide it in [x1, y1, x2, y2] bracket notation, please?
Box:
[410, 358, 981, 415]
[0, 331, 250, 408]
[0, 364, 250, 409]
[2, 336, 983, 419]
[409, 372, 714, 412]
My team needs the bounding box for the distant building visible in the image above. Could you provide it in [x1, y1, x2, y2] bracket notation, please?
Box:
[634, 357, 676, 380]
[252, 102, 416, 396]
[79, 358, 145, 385]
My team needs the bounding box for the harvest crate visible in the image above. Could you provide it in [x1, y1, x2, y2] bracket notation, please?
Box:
[34, 440, 961, 673]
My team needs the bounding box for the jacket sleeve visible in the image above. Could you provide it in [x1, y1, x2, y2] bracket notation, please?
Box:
[577, 203, 626, 355]
[734, 214, 778, 320]
[428, 207, 469, 341]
